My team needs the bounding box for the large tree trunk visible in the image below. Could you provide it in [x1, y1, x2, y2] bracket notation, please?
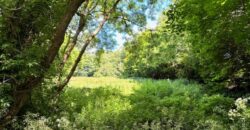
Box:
[0, 77, 41, 127]
[43, 0, 85, 69]
[0, 0, 85, 127]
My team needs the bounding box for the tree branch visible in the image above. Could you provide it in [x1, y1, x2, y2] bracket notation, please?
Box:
[57, 0, 121, 93]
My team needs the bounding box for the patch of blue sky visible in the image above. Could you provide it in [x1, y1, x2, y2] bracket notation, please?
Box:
[114, 0, 171, 50]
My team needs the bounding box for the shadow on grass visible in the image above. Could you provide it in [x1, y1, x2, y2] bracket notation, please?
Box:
[53, 79, 238, 129]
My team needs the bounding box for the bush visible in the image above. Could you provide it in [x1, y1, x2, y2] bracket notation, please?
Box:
[117, 79, 234, 129]
[228, 97, 250, 129]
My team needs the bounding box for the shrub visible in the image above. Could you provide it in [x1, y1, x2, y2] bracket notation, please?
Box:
[117, 79, 234, 129]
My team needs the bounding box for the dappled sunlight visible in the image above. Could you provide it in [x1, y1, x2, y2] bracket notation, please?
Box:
[68, 77, 141, 95]
[55, 78, 237, 129]
[1, 0, 250, 129]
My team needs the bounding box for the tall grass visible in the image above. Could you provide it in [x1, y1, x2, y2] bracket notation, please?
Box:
[13, 77, 250, 129]
[68, 77, 139, 95]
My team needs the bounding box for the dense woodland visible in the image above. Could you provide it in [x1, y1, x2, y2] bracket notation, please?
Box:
[0, 0, 250, 129]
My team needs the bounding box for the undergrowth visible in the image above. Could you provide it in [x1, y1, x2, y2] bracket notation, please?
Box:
[8, 78, 250, 130]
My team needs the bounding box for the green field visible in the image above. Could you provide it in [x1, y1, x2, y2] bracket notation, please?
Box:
[54, 77, 243, 129]
[68, 77, 141, 95]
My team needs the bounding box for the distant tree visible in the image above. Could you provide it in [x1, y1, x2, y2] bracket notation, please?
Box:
[94, 51, 124, 77]
[124, 22, 198, 79]
[74, 53, 98, 77]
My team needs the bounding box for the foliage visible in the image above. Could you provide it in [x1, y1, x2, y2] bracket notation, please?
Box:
[94, 51, 124, 77]
[73, 50, 124, 77]
[23, 113, 52, 130]
[74, 53, 97, 77]
[124, 27, 199, 80]
[0, 84, 11, 117]
[0, 0, 161, 126]
[9, 77, 250, 129]
[124, 0, 250, 95]
[58, 87, 130, 129]
[165, 0, 250, 92]
[118, 79, 234, 129]
[228, 97, 250, 129]
[1, 0, 250, 129]
[0, 0, 66, 82]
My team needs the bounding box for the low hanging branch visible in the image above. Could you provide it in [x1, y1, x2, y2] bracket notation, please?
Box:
[57, 0, 121, 93]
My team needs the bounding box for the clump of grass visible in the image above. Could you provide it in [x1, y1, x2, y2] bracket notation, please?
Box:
[57, 87, 130, 129]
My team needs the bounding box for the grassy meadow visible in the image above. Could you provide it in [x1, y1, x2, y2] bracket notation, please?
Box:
[34, 77, 247, 130]
[68, 77, 139, 95]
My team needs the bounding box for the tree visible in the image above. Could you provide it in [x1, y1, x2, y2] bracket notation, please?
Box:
[0, 0, 84, 126]
[124, 21, 197, 79]
[0, 0, 161, 127]
[94, 51, 124, 77]
[165, 0, 250, 92]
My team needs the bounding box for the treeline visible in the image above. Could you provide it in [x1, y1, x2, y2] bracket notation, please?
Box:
[124, 0, 250, 95]
[74, 50, 124, 77]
